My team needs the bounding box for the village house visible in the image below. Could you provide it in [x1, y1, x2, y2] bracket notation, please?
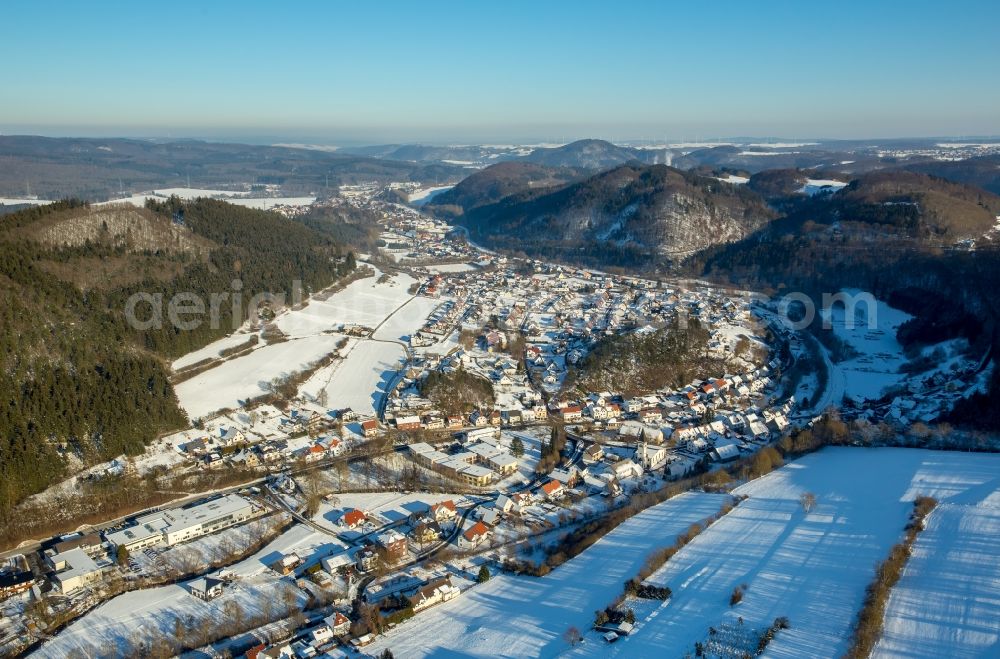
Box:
[429, 500, 458, 525]
[189, 576, 225, 601]
[342, 509, 367, 529]
[410, 520, 442, 546]
[356, 546, 379, 572]
[218, 427, 246, 446]
[394, 415, 422, 431]
[376, 530, 408, 562]
[638, 408, 663, 424]
[325, 611, 352, 636]
[540, 479, 565, 500]
[611, 459, 643, 481]
[583, 443, 605, 463]
[408, 576, 460, 612]
[559, 405, 583, 422]
[0, 555, 34, 600]
[423, 414, 445, 430]
[361, 419, 380, 438]
[459, 521, 490, 549]
[711, 443, 741, 462]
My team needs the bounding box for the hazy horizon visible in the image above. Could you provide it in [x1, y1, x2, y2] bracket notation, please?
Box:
[3, 128, 1000, 149]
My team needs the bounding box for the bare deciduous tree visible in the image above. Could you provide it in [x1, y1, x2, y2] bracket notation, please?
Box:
[564, 625, 583, 646]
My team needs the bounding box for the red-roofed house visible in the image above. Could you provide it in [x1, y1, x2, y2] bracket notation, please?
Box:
[325, 611, 352, 636]
[429, 500, 457, 524]
[459, 521, 490, 548]
[342, 509, 366, 529]
[361, 419, 379, 438]
[541, 479, 564, 500]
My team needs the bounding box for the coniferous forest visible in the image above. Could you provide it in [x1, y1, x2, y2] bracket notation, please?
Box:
[0, 198, 356, 518]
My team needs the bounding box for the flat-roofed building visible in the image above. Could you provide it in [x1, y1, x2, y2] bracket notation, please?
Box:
[105, 494, 257, 551]
[47, 548, 113, 594]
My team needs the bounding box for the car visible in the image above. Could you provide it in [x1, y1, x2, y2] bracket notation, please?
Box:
[603, 632, 619, 643]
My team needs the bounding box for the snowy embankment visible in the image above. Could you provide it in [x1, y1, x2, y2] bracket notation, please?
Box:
[172, 330, 260, 371]
[585, 448, 1000, 659]
[364, 492, 730, 658]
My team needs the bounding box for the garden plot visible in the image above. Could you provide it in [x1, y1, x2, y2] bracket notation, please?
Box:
[363, 491, 730, 658]
[591, 448, 1000, 659]
[174, 334, 345, 419]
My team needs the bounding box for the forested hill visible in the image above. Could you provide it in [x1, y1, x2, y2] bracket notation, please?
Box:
[0, 199, 356, 518]
[427, 161, 587, 216]
[686, 173, 1000, 430]
[450, 164, 775, 269]
[0, 135, 466, 200]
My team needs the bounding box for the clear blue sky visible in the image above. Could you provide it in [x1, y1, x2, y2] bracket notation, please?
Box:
[2, 0, 998, 143]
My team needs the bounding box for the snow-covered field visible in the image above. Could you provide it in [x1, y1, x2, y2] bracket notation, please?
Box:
[423, 262, 479, 274]
[221, 196, 315, 208]
[174, 334, 345, 418]
[823, 291, 913, 402]
[876, 494, 1000, 657]
[408, 185, 453, 205]
[372, 295, 440, 343]
[800, 178, 848, 195]
[172, 270, 422, 418]
[273, 271, 417, 337]
[93, 188, 316, 210]
[299, 339, 405, 415]
[588, 448, 1000, 659]
[0, 197, 54, 206]
[364, 491, 730, 658]
[172, 330, 260, 370]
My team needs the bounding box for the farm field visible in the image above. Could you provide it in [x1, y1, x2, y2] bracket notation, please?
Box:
[875, 500, 1000, 658]
[299, 339, 406, 415]
[585, 448, 1000, 659]
[364, 491, 731, 658]
[174, 334, 344, 419]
